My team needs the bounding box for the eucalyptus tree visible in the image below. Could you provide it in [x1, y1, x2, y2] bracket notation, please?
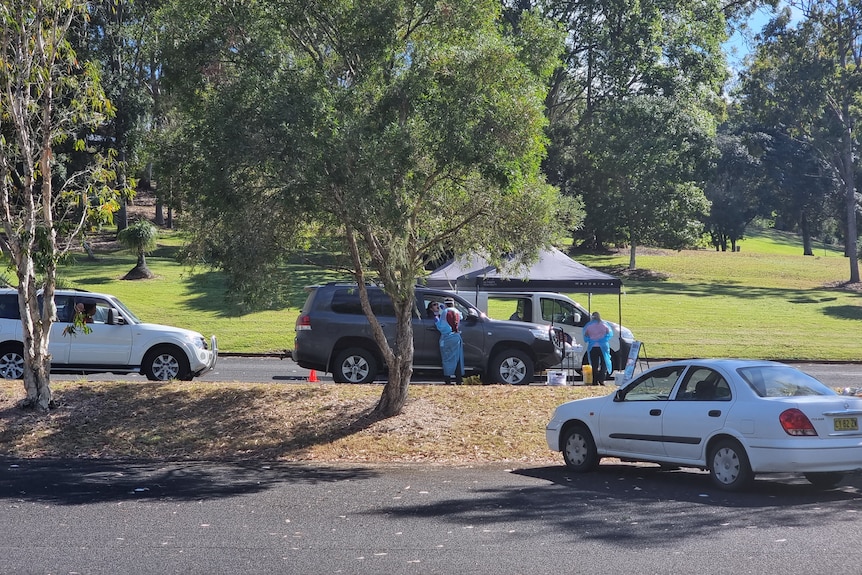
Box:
[704, 131, 771, 252]
[583, 95, 713, 269]
[0, 1, 124, 410]
[506, 0, 729, 250]
[161, 0, 571, 417]
[761, 130, 838, 254]
[739, 1, 862, 282]
[81, 0, 164, 233]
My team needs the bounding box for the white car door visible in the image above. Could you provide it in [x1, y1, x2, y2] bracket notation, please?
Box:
[598, 364, 686, 457]
[66, 299, 133, 366]
[661, 366, 733, 462]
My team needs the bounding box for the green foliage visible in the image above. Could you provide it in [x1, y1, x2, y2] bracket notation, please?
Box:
[737, 1, 862, 281]
[117, 220, 158, 255]
[703, 128, 773, 251]
[534, 0, 728, 258]
[160, 0, 566, 296]
[576, 95, 714, 265]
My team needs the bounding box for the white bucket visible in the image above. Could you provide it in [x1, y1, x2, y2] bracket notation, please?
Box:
[547, 371, 566, 386]
[614, 373, 628, 386]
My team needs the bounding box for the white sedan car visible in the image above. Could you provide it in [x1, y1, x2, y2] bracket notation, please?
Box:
[546, 359, 862, 491]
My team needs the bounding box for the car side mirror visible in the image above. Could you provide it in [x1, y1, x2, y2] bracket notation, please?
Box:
[613, 389, 625, 402]
[571, 313, 581, 325]
[108, 310, 125, 325]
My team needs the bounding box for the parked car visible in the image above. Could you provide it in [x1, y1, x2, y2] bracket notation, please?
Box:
[293, 283, 565, 384]
[0, 288, 218, 381]
[457, 290, 635, 372]
[546, 358, 862, 491]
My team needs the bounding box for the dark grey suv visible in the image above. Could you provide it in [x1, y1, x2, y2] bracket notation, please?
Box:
[293, 283, 564, 385]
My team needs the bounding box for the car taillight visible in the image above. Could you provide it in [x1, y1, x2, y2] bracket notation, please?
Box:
[295, 315, 312, 331]
[779, 408, 818, 436]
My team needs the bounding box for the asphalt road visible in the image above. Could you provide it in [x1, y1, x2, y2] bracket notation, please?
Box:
[54, 355, 862, 388]
[19, 360, 862, 573]
[1, 458, 861, 574]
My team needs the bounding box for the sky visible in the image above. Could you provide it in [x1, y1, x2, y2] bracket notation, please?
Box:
[724, 3, 804, 68]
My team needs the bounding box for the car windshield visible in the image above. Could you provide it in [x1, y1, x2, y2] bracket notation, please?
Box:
[737, 365, 837, 397]
[107, 296, 141, 324]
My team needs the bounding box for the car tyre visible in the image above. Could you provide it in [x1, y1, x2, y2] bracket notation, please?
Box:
[143, 345, 191, 381]
[332, 348, 377, 384]
[561, 423, 599, 472]
[489, 349, 534, 385]
[804, 472, 844, 489]
[709, 438, 753, 491]
[0, 343, 24, 379]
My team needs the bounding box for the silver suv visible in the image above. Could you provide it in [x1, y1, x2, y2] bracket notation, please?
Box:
[0, 288, 218, 380]
[293, 283, 564, 384]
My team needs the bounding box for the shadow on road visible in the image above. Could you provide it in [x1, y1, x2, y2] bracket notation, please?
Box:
[0, 458, 378, 505]
[367, 462, 862, 549]
[514, 462, 862, 504]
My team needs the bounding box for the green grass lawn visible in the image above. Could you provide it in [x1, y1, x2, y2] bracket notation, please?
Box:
[51, 227, 862, 361]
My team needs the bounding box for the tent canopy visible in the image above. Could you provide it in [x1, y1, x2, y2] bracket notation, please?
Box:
[424, 247, 621, 294]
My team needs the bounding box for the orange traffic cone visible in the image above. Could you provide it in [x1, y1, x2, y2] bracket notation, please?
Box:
[308, 369, 318, 382]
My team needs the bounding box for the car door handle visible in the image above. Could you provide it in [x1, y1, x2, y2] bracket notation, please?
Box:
[650, 409, 661, 416]
[708, 410, 722, 417]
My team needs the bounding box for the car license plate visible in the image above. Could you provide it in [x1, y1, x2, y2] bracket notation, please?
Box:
[834, 417, 858, 431]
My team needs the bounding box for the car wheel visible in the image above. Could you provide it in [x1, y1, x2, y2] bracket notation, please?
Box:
[0, 344, 24, 379]
[489, 349, 534, 385]
[708, 438, 753, 491]
[143, 346, 191, 381]
[561, 423, 599, 472]
[804, 472, 844, 489]
[332, 348, 377, 384]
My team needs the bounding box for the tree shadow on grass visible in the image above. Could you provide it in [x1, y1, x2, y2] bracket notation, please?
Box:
[179, 264, 348, 317]
[622, 279, 862, 304]
[823, 304, 862, 321]
[0, 382, 386, 501]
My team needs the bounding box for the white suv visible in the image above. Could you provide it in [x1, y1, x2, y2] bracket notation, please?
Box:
[0, 288, 217, 381]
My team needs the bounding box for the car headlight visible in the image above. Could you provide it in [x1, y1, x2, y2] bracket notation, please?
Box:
[190, 335, 207, 349]
[530, 328, 552, 341]
[619, 327, 634, 341]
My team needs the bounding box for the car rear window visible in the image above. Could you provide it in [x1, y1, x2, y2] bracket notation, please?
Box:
[737, 365, 836, 397]
[330, 288, 365, 315]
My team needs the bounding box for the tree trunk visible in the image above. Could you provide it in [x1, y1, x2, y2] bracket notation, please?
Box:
[21, 352, 52, 411]
[115, 148, 129, 232]
[155, 199, 165, 226]
[628, 243, 637, 271]
[840, 125, 859, 281]
[122, 252, 154, 280]
[373, 302, 414, 418]
[341, 223, 414, 418]
[801, 215, 813, 256]
[17, 280, 53, 411]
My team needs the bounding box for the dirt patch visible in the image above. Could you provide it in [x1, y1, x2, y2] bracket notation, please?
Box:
[822, 280, 862, 293]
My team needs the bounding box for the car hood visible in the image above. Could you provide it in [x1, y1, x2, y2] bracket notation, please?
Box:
[136, 322, 207, 340]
